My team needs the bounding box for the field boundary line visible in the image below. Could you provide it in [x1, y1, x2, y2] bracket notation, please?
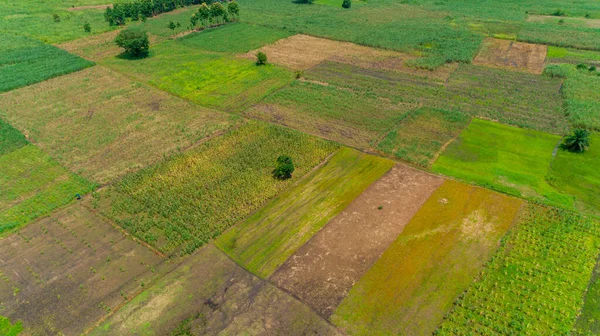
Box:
[428, 115, 473, 166]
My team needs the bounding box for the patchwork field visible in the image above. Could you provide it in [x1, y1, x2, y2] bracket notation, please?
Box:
[0, 204, 166, 335]
[473, 38, 547, 74]
[0, 34, 93, 93]
[437, 204, 600, 335]
[331, 180, 523, 335]
[94, 121, 338, 255]
[216, 147, 394, 279]
[271, 164, 444, 318]
[0, 66, 237, 184]
[90, 244, 339, 335]
[102, 41, 293, 112]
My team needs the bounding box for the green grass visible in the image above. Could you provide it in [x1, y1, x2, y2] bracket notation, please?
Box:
[215, 147, 394, 278]
[574, 259, 600, 335]
[0, 34, 93, 93]
[0, 145, 96, 235]
[178, 22, 292, 53]
[437, 204, 600, 335]
[519, 20, 600, 51]
[331, 180, 523, 335]
[0, 316, 22, 336]
[548, 134, 600, 215]
[96, 121, 338, 254]
[0, 117, 27, 156]
[102, 40, 293, 112]
[432, 118, 571, 208]
[130, 5, 200, 38]
[377, 107, 470, 167]
[547, 46, 600, 64]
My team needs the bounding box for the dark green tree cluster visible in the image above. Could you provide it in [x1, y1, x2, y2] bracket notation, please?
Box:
[562, 129, 591, 153]
[105, 0, 215, 26]
[273, 155, 295, 180]
[190, 2, 240, 29]
[115, 28, 150, 58]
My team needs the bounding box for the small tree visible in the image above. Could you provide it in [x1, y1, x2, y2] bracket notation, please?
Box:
[83, 22, 92, 32]
[168, 21, 177, 31]
[256, 51, 267, 65]
[273, 155, 295, 180]
[210, 2, 226, 25]
[342, 0, 351, 8]
[227, 1, 240, 20]
[115, 28, 150, 58]
[190, 14, 199, 27]
[197, 3, 211, 26]
[53, 13, 61, 22]
[562, 129, 591, 153]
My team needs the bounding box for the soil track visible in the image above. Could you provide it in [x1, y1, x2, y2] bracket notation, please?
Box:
[473, 38, 547, 74]
[270, 164, 444, 317]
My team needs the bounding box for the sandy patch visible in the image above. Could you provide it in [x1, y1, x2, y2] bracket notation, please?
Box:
[473, 38, 547, 74]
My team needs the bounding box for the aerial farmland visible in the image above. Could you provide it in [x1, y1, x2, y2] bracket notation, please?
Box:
[1, 0, 600, 335]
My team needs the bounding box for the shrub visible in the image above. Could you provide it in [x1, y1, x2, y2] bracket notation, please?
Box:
[83, 22, 91, 32]
[256, 51, 267, 65]
[273, 155, 295, 180]
[577, 63, 588, 70]
[342, 0, 352, 8]
[552, 9, 565, 16]
[115, 28, 150, 58]
[590, 66, 597, 72]
[52, 13, 60, 22]
[228, 1, 240, 19]
[210, 2, 226, 24]
[168, 21, 176, 31]
[295, 70, 304, 79]
[562, 129, 591, 153]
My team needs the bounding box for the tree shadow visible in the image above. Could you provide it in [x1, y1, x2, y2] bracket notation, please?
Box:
[116, 51, 150, 60]
[292, 0, 314, 4]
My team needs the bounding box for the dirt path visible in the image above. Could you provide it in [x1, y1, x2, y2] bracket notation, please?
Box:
[270, 164, 444, 317]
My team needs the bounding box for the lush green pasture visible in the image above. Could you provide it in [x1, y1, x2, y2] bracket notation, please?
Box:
[0, 0, 115, 43]
[432, 119, 570, 207]
[0, 118, 27, 156]
[0, 34, 93, 93]
[0, 145, 95, 235]
[377, 108, 470, 167]
[545, 64, 600, 130]
[332, 180, 523, 335]
[519, 20, 600, 51]
[0, 316, 22, 336]
[548, 134, 600, 215]
[547, 46, 600, 65]
[437, 204, 600, 335]
[130, 5, 200, 38]
[102, 41, 292, 112]
[303, 62, 567, 134]
[216, 147, 394, 278]
[0, 66, 237, 184]
[179, 22, 292, 53]
[574, 260, 600, 335]
[96, 121, 338, 254]
[247, 79, 417, 149]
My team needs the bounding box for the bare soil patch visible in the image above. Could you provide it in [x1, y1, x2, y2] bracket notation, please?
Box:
[270, 164, 444, 317]
[57, 31, 166, 61]
[0, 204, 166, 335]
[473, 38, 547, 74]
[242, 34, 456, 81]
[90, 244, 340, 335]
[67, 4, 113, 11]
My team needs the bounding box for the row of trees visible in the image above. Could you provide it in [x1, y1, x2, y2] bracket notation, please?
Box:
[189, 2, 239, 28]
[105, 0, 228, 26]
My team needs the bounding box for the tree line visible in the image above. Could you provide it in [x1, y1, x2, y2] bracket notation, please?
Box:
[105, 0, 228, 26]
[190, 2, 239, 28]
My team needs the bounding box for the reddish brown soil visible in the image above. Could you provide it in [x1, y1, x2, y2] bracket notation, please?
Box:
[0, 204, 167, 335]
[269, 164, 444, 317]
[473, 38, 547, 74]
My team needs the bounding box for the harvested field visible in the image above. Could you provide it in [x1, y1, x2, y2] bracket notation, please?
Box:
[528, 15, 600, 29]
[242, 34, 457, 81]
[67, 4, 113, 11]
[0, 204, 166, 335]
[473, 38, 547, 74]
[90, 244, 340, 336]
[331, 180, 523, 335]
[271, 164, 444, 318]
[57, 30, 166, 61]
[216, 147, 394, 279]
[377, 107, 471, 167]
[0, 66, 237, 184]
[95, 121, 338, 254]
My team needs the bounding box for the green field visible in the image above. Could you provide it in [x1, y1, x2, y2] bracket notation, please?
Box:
[377, 108, 470, 167]
[0, 316, 22, 336]
[129, 5, 200, 38]
[437, 204, 600, 335]
[0, 145, 95, 235]
[574, 260, 600, 335]
[0, 34, 93, 93]
[432, 118, 571, 207]
[96, 121, 338, 254]
[547, 46, 600, 65]
[216, 147, 394, 278]
[331, 180, 523, 335]
[0, 117, 27, 156]
[179, 22, 292, 53]
[102, 40, 293, 112]
[0, 66, 237, 184]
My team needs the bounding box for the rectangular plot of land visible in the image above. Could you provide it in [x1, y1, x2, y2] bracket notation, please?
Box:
[473, 38, 547, 74]
[270, 164, 444, 317]
[90, 244, 340, 336]
[216, 147, 395, 279]
[0, 205, 165, 335]
[0, 66, 236, 184]
[331, 180, 523, 335]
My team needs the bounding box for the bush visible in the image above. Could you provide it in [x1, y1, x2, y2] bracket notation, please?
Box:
[256, 51, 267, 65]
[577, 63, 588, 70]
[168, 21, 176, 31]
[228, 1, 240, 19]
[52, 14, 60, 22]
[342, 0, 351, 8]
[84, 22, 92, 32]
[552, 9, 565, 16]
[562, 129, 591, 153]
[273, 155, 295, 180]
[115, 28, 150, 58]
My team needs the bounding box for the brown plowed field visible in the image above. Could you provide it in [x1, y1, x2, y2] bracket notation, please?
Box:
[473, 38, 547, 74]
[270, 164, 444, 317]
